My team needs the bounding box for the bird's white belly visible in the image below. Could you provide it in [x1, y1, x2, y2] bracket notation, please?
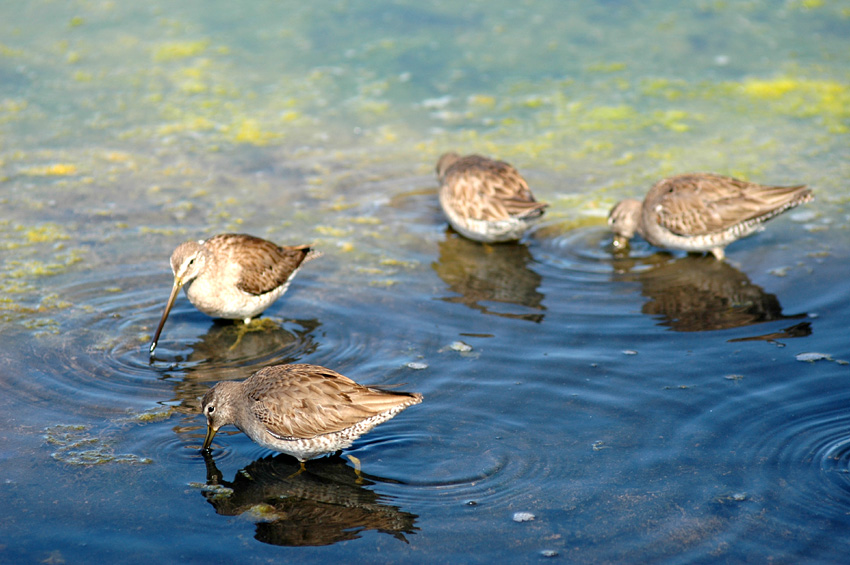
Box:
[642, 221, 763, 252]
[184, 276, 288, 320]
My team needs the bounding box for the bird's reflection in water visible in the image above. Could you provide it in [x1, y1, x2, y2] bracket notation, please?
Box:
[183, 317, 321, 365]
[614, 254, 810, 341]
[727, 321, 812, 345]
[164, 318, 322, 420]
[200, 452, 418, 547]
[433, 230, 546, 322]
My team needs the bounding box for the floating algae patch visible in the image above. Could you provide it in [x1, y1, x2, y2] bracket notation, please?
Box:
[6, 252, 86, 278]
[19, 163, 79, 176]
[21, 224, 72, 244]
[0, 98, 29, 122]
[586, 62, 628, 73]
[380, 257, 419, 269]
[44, 424, 153, 466]
[20, 316, 60, 335]
[0, 42, 23, 57]
[314, 225, 351, 238]
[125, 406, 176, 424]
[190, 482, 234, 500]
[424, 79, 712, 178]
[0, 221, 88, 325]
[1, 222, 71, 250]
[229, 118, 281, 146]
[639, 78, 693, 101]
[426, 62, 848, 185]
[737, 76, 850, 133]
[579, 105, 639, 131]
[152, 40, 211, 62]
[641, 73, 850, 133]
[243, 504, 286, 523]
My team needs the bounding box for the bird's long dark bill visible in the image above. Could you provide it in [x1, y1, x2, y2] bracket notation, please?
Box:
[149, 281, 181, 356]
[202, 425, 217, 451]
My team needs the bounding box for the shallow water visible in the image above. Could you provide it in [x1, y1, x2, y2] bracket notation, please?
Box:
[2, 1, 850, 562]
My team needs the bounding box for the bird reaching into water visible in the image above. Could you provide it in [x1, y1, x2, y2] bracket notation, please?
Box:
[150, 233, 318, 355]
[436, 152, 548, 243]
[201, 364, 423, 467]
[608, 173, 812, 260]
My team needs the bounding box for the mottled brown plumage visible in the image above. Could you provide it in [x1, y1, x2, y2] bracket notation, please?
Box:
[201, 364, 423, 462]
[436, 152, 548, 242]
[150, 234, 318, 355]
[608, 173, 813, 259]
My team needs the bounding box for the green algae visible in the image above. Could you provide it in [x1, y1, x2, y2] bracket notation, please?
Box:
[127, 407, 175, 424]
[0, 1, 845, 337]
[243, 503, 285, 523]
[1, 223, 70, 250]
[314, 225, 351, 237]
[0, 1, 844, 184]
[7, 252, 85, 278]
[0, 42, 23, 57]
[191, 482, 234, 499]
[738, 76, 850, 133]
[0, 217, 89, 328]
[586, 62, 628, 73]
[19, 164, 79, 176]
[152, 40, 210, 62]
[44, 424, 153, 466]
[229, 118, 282, 145]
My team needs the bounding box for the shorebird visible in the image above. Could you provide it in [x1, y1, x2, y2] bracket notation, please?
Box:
[200, 364, 423, 468]
[149, 233, 318, 355]
[436, 152, 548, 243]
[608, 173, 812, 260]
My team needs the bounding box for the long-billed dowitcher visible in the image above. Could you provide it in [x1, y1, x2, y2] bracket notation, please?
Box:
[201, 364, 423, 466]
[149, 233, 318, 355]
[436, 152, 548, 243]
[608, 173, 813, 260]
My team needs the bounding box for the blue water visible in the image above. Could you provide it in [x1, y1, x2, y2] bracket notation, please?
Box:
[1, 1, 849, 562]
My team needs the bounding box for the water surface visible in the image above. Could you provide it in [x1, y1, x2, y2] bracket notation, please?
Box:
[1, 1, 849, 562]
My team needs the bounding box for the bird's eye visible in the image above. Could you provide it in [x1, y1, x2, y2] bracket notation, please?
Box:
[206, 405, 215, 415]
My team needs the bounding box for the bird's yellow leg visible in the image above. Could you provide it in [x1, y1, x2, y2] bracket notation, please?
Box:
[346, 454, 363, 484]
[228, 318, 278, 350]
[286, 460, 307, 479]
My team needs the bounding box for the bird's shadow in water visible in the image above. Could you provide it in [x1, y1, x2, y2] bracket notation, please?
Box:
[183, 317, 321, 365]
[611, 253, 812, 344]
[432, 229, 546, 323]
[149, 316, 321, 375]
[200, 451, 419, 547]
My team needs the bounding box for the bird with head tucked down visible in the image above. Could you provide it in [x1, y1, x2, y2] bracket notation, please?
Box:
[608, 173, 812, 260]
[436, 152, 548, 243]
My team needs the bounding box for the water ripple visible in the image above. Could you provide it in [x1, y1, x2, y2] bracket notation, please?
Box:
[533, 224, 619, 282]
[655, 371, 850, 559]
[60, 262, 321, 379]
[760, 402, 850, 523]
[353, 399, 557, 514]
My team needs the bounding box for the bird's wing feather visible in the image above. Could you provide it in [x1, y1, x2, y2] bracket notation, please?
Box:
[651, 174, 810, 236]
[208, 234, 311, 296]
[443, 155, 547, 221]
[248, 365, 420, 439]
